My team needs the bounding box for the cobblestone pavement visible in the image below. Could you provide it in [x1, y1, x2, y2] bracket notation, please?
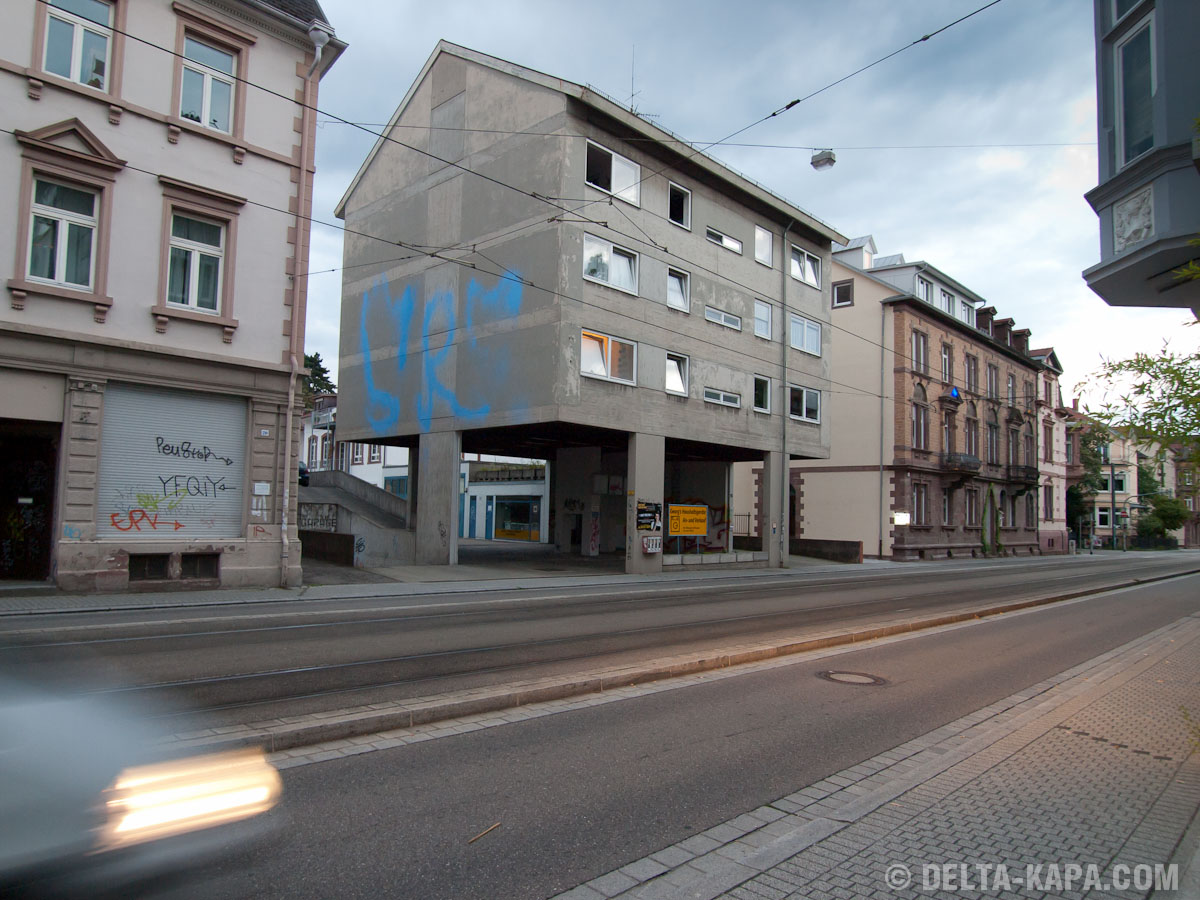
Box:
[553, 614, 1200, 900]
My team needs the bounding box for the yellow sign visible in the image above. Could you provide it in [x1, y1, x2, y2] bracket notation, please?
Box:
[668, 504, 708, 536]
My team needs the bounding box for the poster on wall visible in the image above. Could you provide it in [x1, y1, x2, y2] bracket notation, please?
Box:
[636, 500, 662, 532]
[96, 384, 247, 539]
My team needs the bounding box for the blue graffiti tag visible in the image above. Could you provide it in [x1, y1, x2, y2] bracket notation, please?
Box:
[360, 270, 523, 434]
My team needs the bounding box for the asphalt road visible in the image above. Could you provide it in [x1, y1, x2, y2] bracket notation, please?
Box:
[2, 554, 1197, 732]
[137, 572, 1199, 900]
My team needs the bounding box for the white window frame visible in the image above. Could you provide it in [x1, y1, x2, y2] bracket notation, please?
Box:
[789, 245, 821, 288]
[665, 352, 689, 396]
[705, 306, 742, 331]
[703, 388, 741, 409]
[940, 289, 955, 314]
[911, 330, 929, 374]
[580, 329, 637, 385]
[368, 445, 382, 464]
[585, 140, 640, 205]
[180, 35, 236, 134]
[754, 226, 773, 266]
[789, 314, 821, 356]
[582, 234, 639, 295]
[27, 177, 98, 290]
[667, 182, 690, 229]
[352, 443, 364, 465]
[706, 227, 742, 254]
[666, 267, 690, 312]
[753, 299, 771, 339]
[43, 0, 112, 90]
[788, 385, 821, 424]
[916, 276, 933, 303]
[832, 280, 853, 308]
[960, 300, 974, 324]
[1115, 13, 1155, 169]
[753, 375, 771, 413]
[166, 212, 225, 313]
[941, 344, 952, 383]
[1097, 506, 1111, 528]
[1006, 374, 1016, 406]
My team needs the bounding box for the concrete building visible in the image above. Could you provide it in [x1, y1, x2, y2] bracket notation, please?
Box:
[0, 0, 343, 589]
[1029, 348, 1071, 553]
[771, 238, 1044, 560]
[334, 41, 845, 574]
[1083, 0, 1200, 316]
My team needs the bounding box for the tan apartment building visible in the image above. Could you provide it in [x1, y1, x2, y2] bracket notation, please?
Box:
[764, 238, 1045, 560]
[1, 0, 343, 589]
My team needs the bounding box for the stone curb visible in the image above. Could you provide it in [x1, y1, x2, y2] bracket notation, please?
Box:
[158, 567, 1199, 756]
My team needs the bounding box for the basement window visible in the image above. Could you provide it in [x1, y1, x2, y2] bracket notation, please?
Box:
[128, 553, 170, 581]
[181, 552, 219, 580]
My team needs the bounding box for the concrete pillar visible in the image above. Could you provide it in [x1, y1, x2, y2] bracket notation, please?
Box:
[415, 430, 461, 565]
[554, 446, 601, 554]
[625, 431, 664, 575]
[762, 449, 787, 567]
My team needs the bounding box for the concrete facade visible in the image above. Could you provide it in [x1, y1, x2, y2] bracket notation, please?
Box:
[0, 0, 343, 589]
[1083, 0, 1200, 315]
[335, 42, 845, 573]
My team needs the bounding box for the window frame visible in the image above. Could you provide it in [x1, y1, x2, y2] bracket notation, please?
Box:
[580, 328, 637, 385]
[916, 276, 933, 303]
[170, 9, 254, 143]
[986, 364, 1000, 399]
[789, 313, 822, 357]
[703, 387, 741, 409]
[153, 176, 244, 340]
[753, 375, 770, 413]
[706, 227, 742, 255]
[352, 443, 364, 465]
[911, 330, 929, 375]
[368, 445, 382, 464]
[667, 182, 691, 229]
[788, 385, 821, 424]
[832, 279, 854, 308]
[966, 488, 980, 526]
[27, 176, 99, 292]
[40, 0, 115, 92]
[582, 234, 639, 295]
[705, 306, 742, 331]
[585, 140, 640, 206]
[1115, 12, 1155, 169]
[753, 299, 771, 339]
[1043, 423, 1054, 461]
[912, 483, 929, 526]
[665, 352, 689, 396]
[1007, 374, 1016, 406]
[666, 267, 690, 312]
[1043, 484, 1054, 520]
[940, 343, 953, 383]
[939, 288, 955, 314]
[754, 225, 773, 266]
[789, 244, 821, 288]
[166, 210, 225, 314]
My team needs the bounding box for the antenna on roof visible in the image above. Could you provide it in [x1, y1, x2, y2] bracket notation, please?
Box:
[627, 45, 659, 120]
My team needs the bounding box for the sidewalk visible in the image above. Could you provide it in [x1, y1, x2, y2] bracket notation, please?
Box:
[551, 612, 1200, 900]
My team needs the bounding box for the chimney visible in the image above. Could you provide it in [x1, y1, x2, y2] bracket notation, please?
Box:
[1011, 328, 1031, 355]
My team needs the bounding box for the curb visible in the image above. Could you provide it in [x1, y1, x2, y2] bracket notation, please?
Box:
[159, 567, 1200, 756]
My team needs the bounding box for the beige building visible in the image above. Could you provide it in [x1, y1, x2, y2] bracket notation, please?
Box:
[1, 0, 343, 589]
[1030, 348, 1070, 553]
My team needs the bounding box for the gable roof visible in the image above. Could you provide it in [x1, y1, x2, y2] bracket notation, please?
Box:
[1029, 347, 1063, 374]
[335, 41, 846, 246]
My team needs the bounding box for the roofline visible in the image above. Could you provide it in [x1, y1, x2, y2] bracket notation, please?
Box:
[335, 41, 847, 245]
[235, 0, 346, 76]
[881, 295, 1041, 370]
[867, 259, 987, 307]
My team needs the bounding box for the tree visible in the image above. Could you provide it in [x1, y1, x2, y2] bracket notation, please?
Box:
[1065, 422, 1109, 540]
[1150, 494, 1190, 532]
[1086, 346, 1200, 462]
[303, 352, 336, 408]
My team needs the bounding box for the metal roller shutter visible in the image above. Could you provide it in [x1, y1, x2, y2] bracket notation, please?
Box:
[97, 383, 247, 539]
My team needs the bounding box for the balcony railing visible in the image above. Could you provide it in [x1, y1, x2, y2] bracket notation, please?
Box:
[1007, 464, 1039, 484]
[941, 452, 982, 474]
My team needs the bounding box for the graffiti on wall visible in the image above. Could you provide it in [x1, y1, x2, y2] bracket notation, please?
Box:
[299, 503, 338, 533]
[360, 270, 524, 434]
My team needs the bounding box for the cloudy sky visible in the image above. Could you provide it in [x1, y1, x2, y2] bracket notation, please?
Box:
[301, 0, 1193, 405]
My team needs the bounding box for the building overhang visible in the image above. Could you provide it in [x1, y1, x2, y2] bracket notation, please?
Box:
[1082, 234, 1200, 315]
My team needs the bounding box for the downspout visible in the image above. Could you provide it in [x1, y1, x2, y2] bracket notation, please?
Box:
[779, 219, 795, 567]
[879, 300, 886, 560]
[280, 26, 327, 587]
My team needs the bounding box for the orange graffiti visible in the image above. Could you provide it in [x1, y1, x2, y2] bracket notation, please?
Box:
[110, 510, 185, 532]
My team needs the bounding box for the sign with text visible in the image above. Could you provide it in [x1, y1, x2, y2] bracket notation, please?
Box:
[636, 500, 662, 532]
[668, 504, 708, 536]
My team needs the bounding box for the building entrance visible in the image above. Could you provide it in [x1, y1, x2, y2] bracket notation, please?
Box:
[0, 420, 59, 580]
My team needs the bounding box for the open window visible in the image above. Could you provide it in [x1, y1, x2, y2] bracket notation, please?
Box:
[586, 141, 640, 205]
[581, 329, 636, 384]
[665, 353, 688, 396]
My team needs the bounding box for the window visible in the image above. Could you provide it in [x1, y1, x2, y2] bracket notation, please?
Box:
[369, 445, 382, 464]
[1186, 497, 1194, 511]
[965, 402, 979, 457]
[28, 178, 96, 289]
[1043, 484, 1054, 520]
[181, 36, 236, 133]
[1116, 15, 1154, 167]
[1007, 429, 1019, 465]
[754, 299, 771, 339]
[986, 364, 999, 399]
[665, 353, 688, 395]
[942, 489, 951, 526]
[703, 388, 740, 408]
[1185, 472, 1194, 486]
[580, 329, 636, 384]
[942, 411, 954, 453]
[1099, 443, 1110, 463]
[583, 235, 638, 293]
[964, 355, 979, 393]
[1101, 473, 1127, 493]
[384, 476, 408, 498]
[666, 268, 689, 311]
[668, 182, 690, 228]
[832, 280, 853, 308]
[706, 227, 742, 254]
[1024, 430, 1034, 465]
[790, 314, 821, 356]
[753, 376, 770, 412]
[966, 489, 980, 526]
[789, 245, 820, 287]
[1044, 381, 1053, 405]
[43, 0, 112, 90]
[998, 491, 1008, 527]
[705, 306, 742, 330]
[585, 141, 640, 205]
[1024, 380, 1034, 411]
[1097, 506, 1111, 528]
[911, 330, 929, 374]
[1114, 0, 1139, 22]
[789, 385, 820, 423]
[911, 385, 929, 450]
[912, 483, 929, 526]
[1006, 374, 1016, 406]
[754, 226, 772, 266]
[1043, 423, 1054, 461]
[1025, 493, 1036, 526]
[986, 413, 999, 464]
[941, 343, 953, 383]
[336, 442, 348, 471]
[352, 443, 364, 465]
[940, 289, 955, 314]
[167, 213, 224, 312]
[307, 436, 318, 466]
[1066, 435, 1075, 464]
[916, 277, 933, 303]
[960, 300, 974, 325]
[319, 433, 330, 466]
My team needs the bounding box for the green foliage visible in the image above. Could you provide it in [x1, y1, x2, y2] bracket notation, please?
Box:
[1136, 513, 1164, 538]
[1086, 347, 1200, 461]
[303, 352, 336, 408]
[1150, 493, 1190, 532]
[1137, 462, 1161, 498]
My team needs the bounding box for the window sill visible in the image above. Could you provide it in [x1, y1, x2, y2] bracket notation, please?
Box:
[788, 415, 820, 425]
[581, 372, 635, 387]
[166, 117, 248, 164]
[151, 303, 239, 342]
[7, 278, 113, 322]
[582, 274, 639, 297]
[25, 69, 123, 123]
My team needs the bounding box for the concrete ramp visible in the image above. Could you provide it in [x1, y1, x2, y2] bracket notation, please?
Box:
[298, 470, 414, 567]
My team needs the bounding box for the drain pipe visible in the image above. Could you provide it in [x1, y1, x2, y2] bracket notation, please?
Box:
[779, 219, 795, 567]
[879, 298, 887, 559]
[280, 27, 326, 587]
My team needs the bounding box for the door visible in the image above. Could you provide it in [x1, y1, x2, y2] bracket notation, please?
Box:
[468, 496, 477, 538]
[0, 421, 59, 580]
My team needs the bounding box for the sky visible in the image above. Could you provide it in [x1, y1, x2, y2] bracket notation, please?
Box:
[301, 0, 1195, 408]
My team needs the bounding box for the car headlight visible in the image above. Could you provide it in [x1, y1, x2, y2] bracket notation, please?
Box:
[95, 749, 281, 852]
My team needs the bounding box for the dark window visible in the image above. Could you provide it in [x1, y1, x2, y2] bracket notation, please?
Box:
[181, 552, 219, 579]
[832, 280, 853, 308]
[585, 142, 611, 192]
[128, 553, 169, 581]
